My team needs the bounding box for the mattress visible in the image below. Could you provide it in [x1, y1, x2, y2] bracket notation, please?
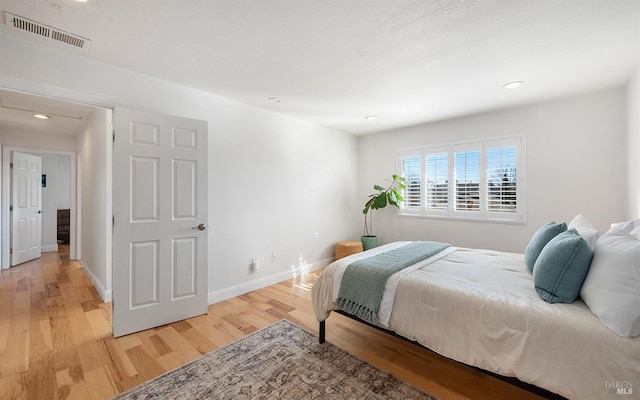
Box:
[312, 241, 640, 399]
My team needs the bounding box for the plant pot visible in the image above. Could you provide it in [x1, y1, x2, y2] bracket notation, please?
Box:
[361, 235, 378, 251]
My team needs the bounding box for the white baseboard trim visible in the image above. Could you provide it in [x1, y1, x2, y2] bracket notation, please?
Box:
[78, 256, 333, 306]
[42, 244, 59, 252]
[79, 260, 112, 303]
[207, 257, 333, 305]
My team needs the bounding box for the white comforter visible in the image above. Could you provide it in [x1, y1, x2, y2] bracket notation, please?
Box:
[312, 242, 640, 400]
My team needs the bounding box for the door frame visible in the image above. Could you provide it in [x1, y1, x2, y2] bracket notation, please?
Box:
[0, 76, 122, 274]
[1, 146, 78, 269]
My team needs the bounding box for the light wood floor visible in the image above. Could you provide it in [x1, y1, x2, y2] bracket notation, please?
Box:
[0, 247, 546, 400]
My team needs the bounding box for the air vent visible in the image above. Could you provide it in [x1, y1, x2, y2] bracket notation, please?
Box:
[4, 12, 91, 49]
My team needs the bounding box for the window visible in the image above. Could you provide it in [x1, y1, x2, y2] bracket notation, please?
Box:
[401, 155, 421, 210]
[398, 136, 524, 222]
[425, 151, 448, 211]
[487, 144, 518, 213]
[454, 147, 480, 212]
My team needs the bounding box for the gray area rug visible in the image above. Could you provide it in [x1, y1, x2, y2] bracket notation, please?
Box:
[111, 319, 436, 399]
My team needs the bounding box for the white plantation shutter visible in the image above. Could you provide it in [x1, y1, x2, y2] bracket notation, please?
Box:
[398, 136, 524, 222]
[485, 137, 522, 220]
[400, 154, 421, 210]
[454, 149, 481, 212]
[425, 151, 448, 211]
[487, 144, 518, 213]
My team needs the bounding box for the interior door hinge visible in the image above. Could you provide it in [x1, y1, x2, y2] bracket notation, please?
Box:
[9, 206, 13, 212]
[113, 130, 116, 143]
[113, 215, 115, 226]
[9, 163, 13, 169]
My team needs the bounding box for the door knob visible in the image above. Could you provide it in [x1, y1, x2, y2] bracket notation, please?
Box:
[37, 210, 42, 214]
[192, 223, 207, 231]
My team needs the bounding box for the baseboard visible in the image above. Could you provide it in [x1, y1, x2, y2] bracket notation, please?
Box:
[79, 260, 112, 303]
[207, 256, 333, 305]
[79, 255, 332, 306]
[42, 244, 58, 252]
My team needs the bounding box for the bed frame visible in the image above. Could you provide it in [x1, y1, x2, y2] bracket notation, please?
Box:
[319, 310, 567, 400]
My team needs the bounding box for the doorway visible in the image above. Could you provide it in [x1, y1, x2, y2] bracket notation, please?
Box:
[0, 85, 114, 304]
[1, 146, 78, 268]
[0, 83, 209, 337]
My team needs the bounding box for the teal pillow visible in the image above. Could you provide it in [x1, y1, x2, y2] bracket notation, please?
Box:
[524, 221, 567, 272]
[533, 229, 593, 304]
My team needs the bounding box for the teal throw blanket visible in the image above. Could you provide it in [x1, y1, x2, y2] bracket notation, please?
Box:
[336, 241, 449, 324]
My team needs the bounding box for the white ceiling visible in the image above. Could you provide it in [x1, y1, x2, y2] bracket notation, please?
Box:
[0, 0, 639, 136]
[0, 89, 95, 136]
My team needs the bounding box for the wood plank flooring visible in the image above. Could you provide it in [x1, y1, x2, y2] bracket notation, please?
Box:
[0, 246, 545, 400]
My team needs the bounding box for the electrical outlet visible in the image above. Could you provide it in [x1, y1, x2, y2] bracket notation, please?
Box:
[272, 253, 276, 262]
[251, 258, 259, 272]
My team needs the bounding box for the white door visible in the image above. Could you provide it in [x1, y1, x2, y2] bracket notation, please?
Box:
[112, 108, 208, 337]
[11, 152, 42, 266]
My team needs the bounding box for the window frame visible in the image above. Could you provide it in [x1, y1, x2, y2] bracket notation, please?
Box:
[398, 135, 526, 224]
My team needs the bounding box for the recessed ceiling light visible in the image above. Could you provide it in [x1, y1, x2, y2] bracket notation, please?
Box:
[503, 81, 525, 89]
[269, 97, 281, 103]
[365, 115, 378, 120]
[34, 114, 50, 119]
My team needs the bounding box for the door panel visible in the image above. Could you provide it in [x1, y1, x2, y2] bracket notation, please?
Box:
[173, 160, 196, 219]
[11, 152, 42, 266]
[173, 237, 197, 299]
[131, 156, 159, 221]
[130, 240, 159, 307]
[113, 108, 208, 337]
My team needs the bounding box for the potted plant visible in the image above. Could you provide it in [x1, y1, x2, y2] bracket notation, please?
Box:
[362, 174, 406, 250]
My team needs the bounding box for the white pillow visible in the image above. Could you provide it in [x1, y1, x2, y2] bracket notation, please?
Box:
[580, 227, 640, 338]
[610, 219, 640, 235]
[632, 226, 640, 241]
[568, 214, 601, 249]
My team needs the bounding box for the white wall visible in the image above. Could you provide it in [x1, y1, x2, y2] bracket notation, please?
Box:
[358, 87, 628, 253]
[627, 64, 640, 219]
[57, 155, 71, 209]
[77, 108, 112, 300]
[2, 130, 78, 152]
[0, 33, 358, 302]
[39, 153, 58, 251]
[209, 108, 358, 297]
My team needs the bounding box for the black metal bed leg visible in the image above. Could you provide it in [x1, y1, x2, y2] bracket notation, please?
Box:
[319, 321, 325, 343]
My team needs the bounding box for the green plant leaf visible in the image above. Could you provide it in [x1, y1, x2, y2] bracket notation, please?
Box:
[388, 190, 403, 208]
[373, 195, 387, 208]
[373, 185, 385, 191]
[363, 197, 375, 214]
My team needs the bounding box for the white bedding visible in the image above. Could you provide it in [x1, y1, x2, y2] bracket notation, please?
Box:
[312, 242, 640, 400]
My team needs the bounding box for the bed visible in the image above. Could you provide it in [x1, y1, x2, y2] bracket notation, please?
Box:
[312, 237, 640, 400]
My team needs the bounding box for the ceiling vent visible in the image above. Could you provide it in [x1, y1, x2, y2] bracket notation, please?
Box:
[4, 12, 91, 49]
